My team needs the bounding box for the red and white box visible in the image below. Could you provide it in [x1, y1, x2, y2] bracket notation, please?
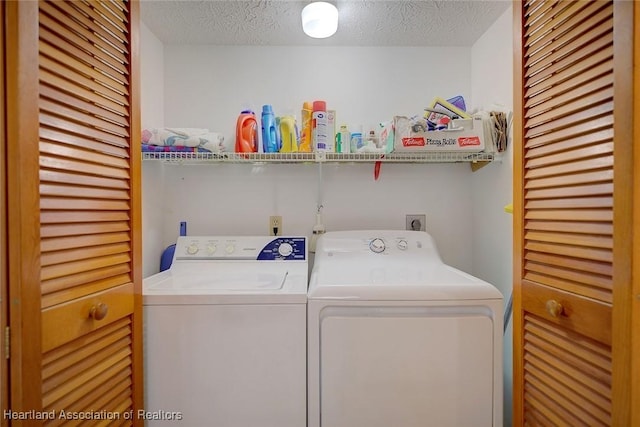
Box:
[393, 116, 486, 152]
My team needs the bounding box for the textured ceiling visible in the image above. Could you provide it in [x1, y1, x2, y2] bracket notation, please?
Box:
[140, 0, 511, 46]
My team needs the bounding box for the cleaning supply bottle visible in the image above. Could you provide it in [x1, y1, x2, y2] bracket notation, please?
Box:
[350, 124, 363, 152]
[235, 110, 258, 152]
[336, 124, 351, 153]
[279, 115, 298, 152]
[299, 101, 313, 152]
[159, 221, 187, 272]
[312, 100, 328, 151]
[261, 104, 278, 153]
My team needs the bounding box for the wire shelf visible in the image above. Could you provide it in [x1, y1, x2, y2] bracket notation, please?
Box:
[142, 151, 497, 164]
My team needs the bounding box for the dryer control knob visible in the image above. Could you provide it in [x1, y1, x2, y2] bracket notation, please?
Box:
[187, 244, 199, 255]
[278, 242, 293, 257]
[225, 244, 235, 254]
[397, 240, 408, 251]
[369, 238, 386, 253]
[206, 244, 217, 255]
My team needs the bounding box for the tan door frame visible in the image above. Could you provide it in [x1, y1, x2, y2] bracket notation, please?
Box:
[1, 0, 9, 424]
[5, 0, 42, 416]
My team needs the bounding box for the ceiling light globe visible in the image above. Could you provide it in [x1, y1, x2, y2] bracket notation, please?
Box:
[301, 2, 338, 39]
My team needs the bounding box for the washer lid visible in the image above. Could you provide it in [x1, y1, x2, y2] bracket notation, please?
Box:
[308, 262, 502, 301]
[143, 263, 307, 305]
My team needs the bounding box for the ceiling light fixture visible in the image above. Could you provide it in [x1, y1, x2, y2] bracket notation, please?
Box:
[301, 2, 339, 39]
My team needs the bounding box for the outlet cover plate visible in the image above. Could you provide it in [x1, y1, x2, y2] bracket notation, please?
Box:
[406, 214, 426, 231]
[269, 215, 282, 236]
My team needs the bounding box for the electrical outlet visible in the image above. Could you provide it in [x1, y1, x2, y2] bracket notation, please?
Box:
[270, 215, 282, 236]
[406, 214, 426, 231]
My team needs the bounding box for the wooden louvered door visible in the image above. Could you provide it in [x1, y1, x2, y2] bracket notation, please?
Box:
[513, 0, 635, 426]
[5, 0, 142, 424]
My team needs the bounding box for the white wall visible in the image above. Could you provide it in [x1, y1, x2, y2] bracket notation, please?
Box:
[140, 22, 166, 277]
[158, 162, 475, 270]
[470, 6, 514, 427]
[163, 46, 471, 150]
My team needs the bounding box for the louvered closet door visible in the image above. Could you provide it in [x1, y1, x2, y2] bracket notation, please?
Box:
[514, 1, 615, 426]
[6, 0, 142, 424]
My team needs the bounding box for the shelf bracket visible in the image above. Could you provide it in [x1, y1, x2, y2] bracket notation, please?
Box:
[470, 160, 490, 172]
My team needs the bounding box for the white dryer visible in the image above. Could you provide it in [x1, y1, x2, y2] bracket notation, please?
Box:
[144, 236, 307, 427]
[307, 230, 503, 427]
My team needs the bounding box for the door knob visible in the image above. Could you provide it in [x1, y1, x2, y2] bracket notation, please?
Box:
[90, 302, 109, 321]
[545, 299, 563, 318]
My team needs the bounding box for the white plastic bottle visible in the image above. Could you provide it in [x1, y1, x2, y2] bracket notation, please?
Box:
[312, 100, 328, 151]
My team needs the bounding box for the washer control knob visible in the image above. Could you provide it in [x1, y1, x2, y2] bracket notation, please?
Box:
[187, 244, 199, 255]
[397, 239, 408, 251]
[225, 244, 235, 254]
[278, 242, 294, 257]
[206, 244, 217, 255]
[369, 238, 386, 253]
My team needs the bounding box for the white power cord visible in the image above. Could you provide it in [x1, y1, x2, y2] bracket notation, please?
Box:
[310, 162, 326, 253]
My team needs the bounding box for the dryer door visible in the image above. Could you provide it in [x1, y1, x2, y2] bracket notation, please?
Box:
[319, 305, 496, 427]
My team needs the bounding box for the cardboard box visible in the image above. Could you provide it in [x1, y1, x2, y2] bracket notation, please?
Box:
[393, 116, 485, 152]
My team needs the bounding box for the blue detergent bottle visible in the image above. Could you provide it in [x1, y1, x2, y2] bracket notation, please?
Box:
[262, 104, 278, 153]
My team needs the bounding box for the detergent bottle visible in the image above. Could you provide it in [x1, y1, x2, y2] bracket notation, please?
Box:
[261, 104, 278, 153]
[279, 115, 298, 152]
[235, 110, 258, 153]
[299, 101, 313, 152]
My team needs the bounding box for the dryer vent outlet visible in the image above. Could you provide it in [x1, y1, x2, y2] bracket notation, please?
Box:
[406, 214, 426, 232]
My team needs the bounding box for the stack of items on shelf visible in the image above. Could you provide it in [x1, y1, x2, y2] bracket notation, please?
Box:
[232, 96, 510, 157]
[235, 104, 308, 154]
[234, 101, 394, 155]
[394, 96, 511, 154]
[142, 128, 224, 153]
[394, 96, 484, 153]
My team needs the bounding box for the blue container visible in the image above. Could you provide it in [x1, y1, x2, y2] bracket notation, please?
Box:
[159, 221, 187, 272]
[262, 104, 279, 153]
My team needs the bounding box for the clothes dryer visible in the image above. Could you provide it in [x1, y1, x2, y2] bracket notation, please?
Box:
[307, 230, 503, 427]
[144, 236, 307, 427]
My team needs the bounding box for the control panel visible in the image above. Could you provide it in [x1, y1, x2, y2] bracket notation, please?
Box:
[320, 232, 434, 258]
[367, 236, 419, 254]
[175, 236, 306, 261]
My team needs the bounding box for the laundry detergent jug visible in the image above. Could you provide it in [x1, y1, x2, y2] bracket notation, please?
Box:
[235, 110, 258, 153]
[279, 115, 298, 152]
[299, 101, 313, 152]
[262, 104, 279, 153]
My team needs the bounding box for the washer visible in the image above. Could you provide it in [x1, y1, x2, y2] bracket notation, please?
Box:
[307, 230, 503, 427]
[143, 236, 307, 427]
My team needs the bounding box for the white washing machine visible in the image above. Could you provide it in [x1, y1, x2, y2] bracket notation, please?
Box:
[143, 236, 307, 427]
[308, 230, 503, 427]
